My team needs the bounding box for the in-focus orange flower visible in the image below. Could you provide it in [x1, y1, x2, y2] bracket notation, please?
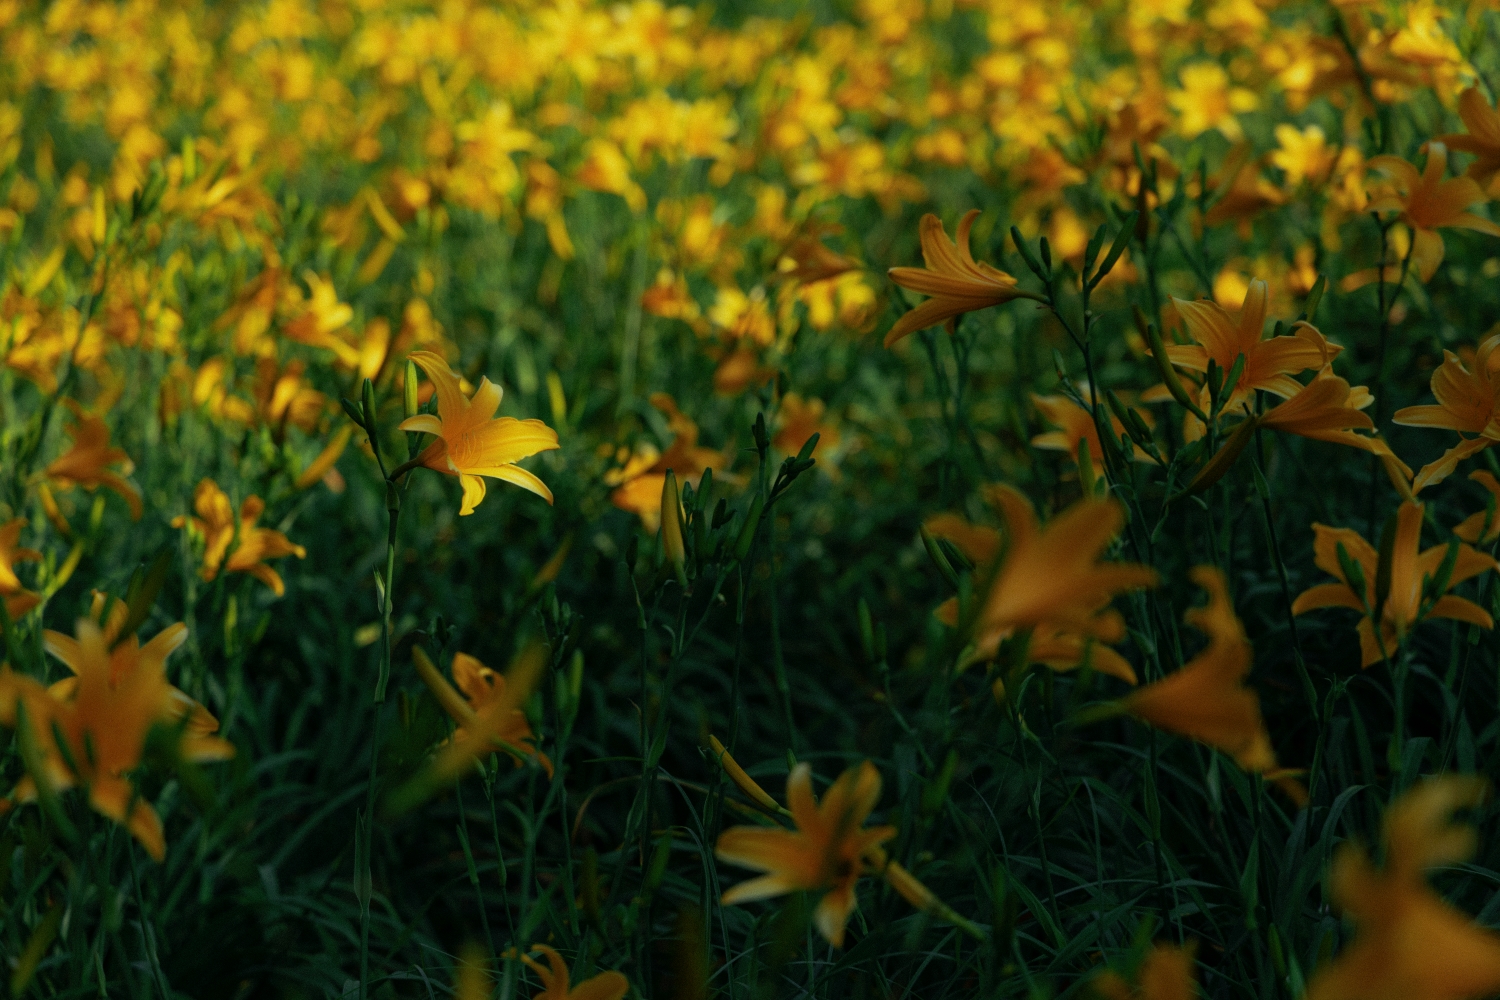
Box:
[925, 491, 1142, 685]
[519, 944, 628, 1000]
[400, 351, 560, 515]
[1259, 368, 1410, 476]
[45, 403, 142, 520]
[413, 648, 552, 778]
[885, 210, 1041, 348]
[1306, 776, 1500, 1000]
[1123, 567, 1291, 787]
[962, 486, 1158, 666]
[0, 603, 232, 861]
[1438, 87, 1500, 187]
[173, 479, 306, 596]
[1292, 501, 1497, 667]
[717, 761, 895, 946]
[1167, 280, 1340, 416]
[1093, 942, 1198, 1000]
[605, 393, 727, 532]
[0, 519, 42, 620]
[1345, 144, 1500, 289]
[1393, 333, 1500, 492]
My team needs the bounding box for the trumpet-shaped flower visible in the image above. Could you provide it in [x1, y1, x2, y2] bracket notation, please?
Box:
[1306, 777, 1500, 1000]
[1438, 88, 1500, 187]
[717, 761, 896, 946]
[1345, 144, 1500, 289]
[1260, 368, 1411, 476]
[0, 519, 41, 620]
[1291, 501, 1497, 667]
[963, 486, 1158, 665]
[400, 351, 560, 515]
[605, 393, 727, 532]
[414, 648, 552, 777]
[173, 479, 306, 596]
[1393, 333, 1500, 492]
[1122, 566, 1284, 779]
[45, 404, 142, 520]
[519, 945, 628, 1000]
[1167, 280, 1340, 414]
[885, 210, 1040, 348]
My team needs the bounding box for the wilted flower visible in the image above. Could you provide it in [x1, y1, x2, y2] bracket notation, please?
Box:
[1292, 501, 1497, 666]
[399, 351, 561, 515]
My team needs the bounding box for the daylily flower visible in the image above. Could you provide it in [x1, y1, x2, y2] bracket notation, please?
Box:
[1122, 567, 1289, 785]
[605, 393, 727, 532]
[0, 605, 232, 861]
[925, 493, 1142, 685]
[0, 519, 41, 620]
[45, 403, 142, 520]
[1291, 501, 1497, 667]
[1166, 280, 1340, 418]
[1344, 144, 1500, 289]
[399, 351, 560, 515]
[1454, 471, 1500, 544]
[519, 944, 628, 1000]
[1393, 333, 1500, 492]
[173, 479, 306, 596]
[1093, 943, 1198, 1000]
[1306, 776, 1500, 1000]
[885, 210, 1041, 348]
[773, 393, 840, 468]
[1031, 388, 1156, 467]
[1260, 368, 1411, 475]
[413, 648, 552, 777]
[1270, 123, 1338, 187]
[959, 486, 1158, 666]
[717, 761, 896, 946]
[1168, 62, 1257, 140]
[1438, 87, 1500, 188]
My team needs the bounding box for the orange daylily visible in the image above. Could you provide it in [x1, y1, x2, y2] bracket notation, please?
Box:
[958, 486, 1158, 667]
[1306, 776, 1500, 1000]
[605, 393, 727, 532]
[773, 393, 840, 465]
[1093, 943, 1198, 1000]
[1166, 280, 1340, 416]
[1393, 333, 1500, 492]
[1260, 368, 1411, 475]
[1438, 87, 1500, 187]
[885, 210, 1042, 348]
[173, 479, 306, 596]
[717, 761, 896, 946]
[925, 492, 1142, 685]
[1345, 144, 1500, 289]
[1292, 501, 1497, 667]
[413, 648, 552, 778]
[1454, 470, 1500, 544]
[0, 519, 41, 620]
[1031, 389, 1156, 467]
[0, 604, 232, 861]
[519, 945, 628, 1000]
[1122, 567, 1285, 781]
[45, 403, 142, 520]
[399, 351, 560, 515]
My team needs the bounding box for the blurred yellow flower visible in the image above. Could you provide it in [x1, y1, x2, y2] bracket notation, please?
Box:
[173, 479, 306, 596]
[1270, 123, 1336, 187]
[413, 648, 552, 777]
[1093, 942, 1198, 1000]
[1168, 62, 1257, 140]
[0, 519, 41, 620]
[399, 351, 560, 514]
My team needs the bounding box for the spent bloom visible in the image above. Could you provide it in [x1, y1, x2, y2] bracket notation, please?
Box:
[884, 210, 1041, 348]
[1292, 501, 1497, 667]
[400, 351, 560, 515]
[173, 479, 306, 596]
[1306, 777, 1500, 1000]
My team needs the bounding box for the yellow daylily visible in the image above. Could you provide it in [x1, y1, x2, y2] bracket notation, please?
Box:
[413, 648, 552, 777]
[1292, 501, 1497, 667]
[1259, 368, 1411, 477]
[400, 351, 560, 515]
[173, 479, 306, 596]
[885, 210, 1041, 348]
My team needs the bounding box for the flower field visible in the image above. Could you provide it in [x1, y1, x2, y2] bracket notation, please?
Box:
[7, 0, 1500, 996]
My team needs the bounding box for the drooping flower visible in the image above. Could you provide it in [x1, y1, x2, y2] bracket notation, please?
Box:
[1122, 567, 1287, 783]
[399, 351, 560, 515]
[1291, 501, 1497, 667]
[960, 486, 1158, 667]
[519, 944, 628, 1000]
[0, 519, 42, 620]
[1305, 776, 1500, 1000]
[1438, 87, 1500, 188]
[1166, 279, 1340, 417]
[172, 479, 306, 596]
[413, 648, 552, 778]
[45, 403, 142, 520]
[884, 210, 1041, 348]
[1393, 333, 1500, 492]
[1344, 144, 1500, 289]
[0, 603, 232, 861]
[717, 761, 896, 946]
